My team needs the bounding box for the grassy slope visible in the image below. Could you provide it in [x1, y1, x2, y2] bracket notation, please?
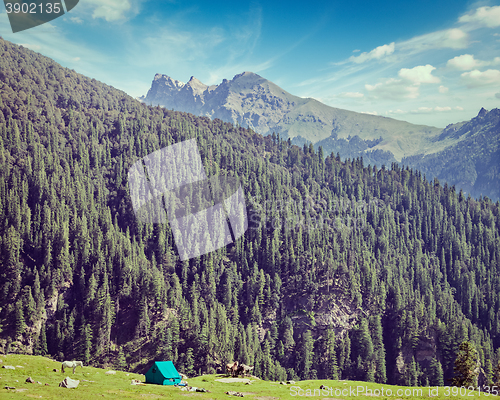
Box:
[0, 354, 486, 399]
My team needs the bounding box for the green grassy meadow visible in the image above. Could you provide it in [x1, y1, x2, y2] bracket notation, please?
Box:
[0, 354, 493, 399]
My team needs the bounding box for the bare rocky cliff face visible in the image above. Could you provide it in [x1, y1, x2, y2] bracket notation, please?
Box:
[141, 72, 302, 138]
[140, 72, 443, 162]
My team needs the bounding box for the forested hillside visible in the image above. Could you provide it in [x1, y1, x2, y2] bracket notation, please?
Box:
[1, 38, 500, 387]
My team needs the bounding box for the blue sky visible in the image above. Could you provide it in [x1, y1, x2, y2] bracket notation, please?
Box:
[1, 0, 499, 127]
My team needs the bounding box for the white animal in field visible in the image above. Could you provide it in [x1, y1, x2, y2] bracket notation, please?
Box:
[61, 361, 83, 374]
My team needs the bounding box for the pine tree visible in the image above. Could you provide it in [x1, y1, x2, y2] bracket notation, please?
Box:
[492, 359, 500, 387]
[14, 299, 26, 337]
[161, 327, 173, 361]
[298, 330, 314, 379]
[452, 341, 479, 387]
[325, 326, 339, 379]
[80, 322, 93, 364]
[429, 357, 444, 386]
[22, 286, 37, 324]
[338, 334, 351, 378]
[137, 297, 150, 339]
[370, 315, 387, 383]
[407, 357, 418, 387]
[185, 347, 195, 377]
[281, 316, 295, 351]
[35, 323, 48, 356]
[485, 359, 493, 386]
[352, 318, 374, 380]
[115, 346, 127, 371]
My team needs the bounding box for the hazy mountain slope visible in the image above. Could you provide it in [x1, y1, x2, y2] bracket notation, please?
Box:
[141, 72, 442, 161]
[402, 108, 500, 200]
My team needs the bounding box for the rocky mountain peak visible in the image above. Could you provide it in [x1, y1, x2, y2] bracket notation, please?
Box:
[233, 71, 259, 79]
[186, 76, 207, 89]
[187, 76, 203, 85]
[478, 107, 500, 122]
[478, 107, 488, 118]
[141, 71, 445, 160]
[230, 71, 266, 89]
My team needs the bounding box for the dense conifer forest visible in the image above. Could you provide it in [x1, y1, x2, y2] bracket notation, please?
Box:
[1, 38, 500, 386]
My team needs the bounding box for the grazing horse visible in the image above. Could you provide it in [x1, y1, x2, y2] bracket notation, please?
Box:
[226, 361, 238, 377]
[61, 361, 83, 374]
[237, 364, 254, 377]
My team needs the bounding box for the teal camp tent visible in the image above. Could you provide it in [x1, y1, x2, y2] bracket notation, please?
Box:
[145, 361, 181, 385]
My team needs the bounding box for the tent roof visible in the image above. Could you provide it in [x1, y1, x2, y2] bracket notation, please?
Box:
[151, 361, 181, 378]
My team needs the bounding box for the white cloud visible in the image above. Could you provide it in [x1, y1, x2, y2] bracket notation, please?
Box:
[447, 54, 480, 70]
[434, 106, 452, 112]
[459, 6, 500, 28]
[70, 17, 83, 24]
[387, 106, 462, 115]
[339, 92, 364, 98]
[461, 69, 500, 88]
[398, 64, 440, 84]
[442, 28, 469, 49]
[365, 78, 419, 100]
[349, 42, 395, 64]
[411, 106, 454, 114]
[398, 28, 469, 55]
[443, 28, 469, 49]
[447, 54, 500, 70]
[361, 111, 378, 115]
[439, 85, 449, 93]
[86, 0, 133, 22]
[343, 6, 500, 66]
[72, 57, 81, 62]
[412, 107, 434, 114]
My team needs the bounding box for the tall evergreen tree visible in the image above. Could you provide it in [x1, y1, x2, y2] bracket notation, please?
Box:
[429, 357, 444, 386]
[453, 341, 479, 387]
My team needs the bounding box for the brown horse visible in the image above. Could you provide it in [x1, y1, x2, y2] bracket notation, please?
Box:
[226, 361, 239, 377]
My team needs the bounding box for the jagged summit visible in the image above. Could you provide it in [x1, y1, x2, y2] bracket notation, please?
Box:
[187, 76, 205, 85]
[151, 71, 262, 91]
[477, 107, 488, 118]
[142, 71, 442, 161]
[236, 71, 258, 77]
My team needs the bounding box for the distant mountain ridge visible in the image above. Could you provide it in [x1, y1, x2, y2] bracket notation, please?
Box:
[140, 72, 444, 163]
[141, 72, 499, 200]
[402, 108, 500, 201]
